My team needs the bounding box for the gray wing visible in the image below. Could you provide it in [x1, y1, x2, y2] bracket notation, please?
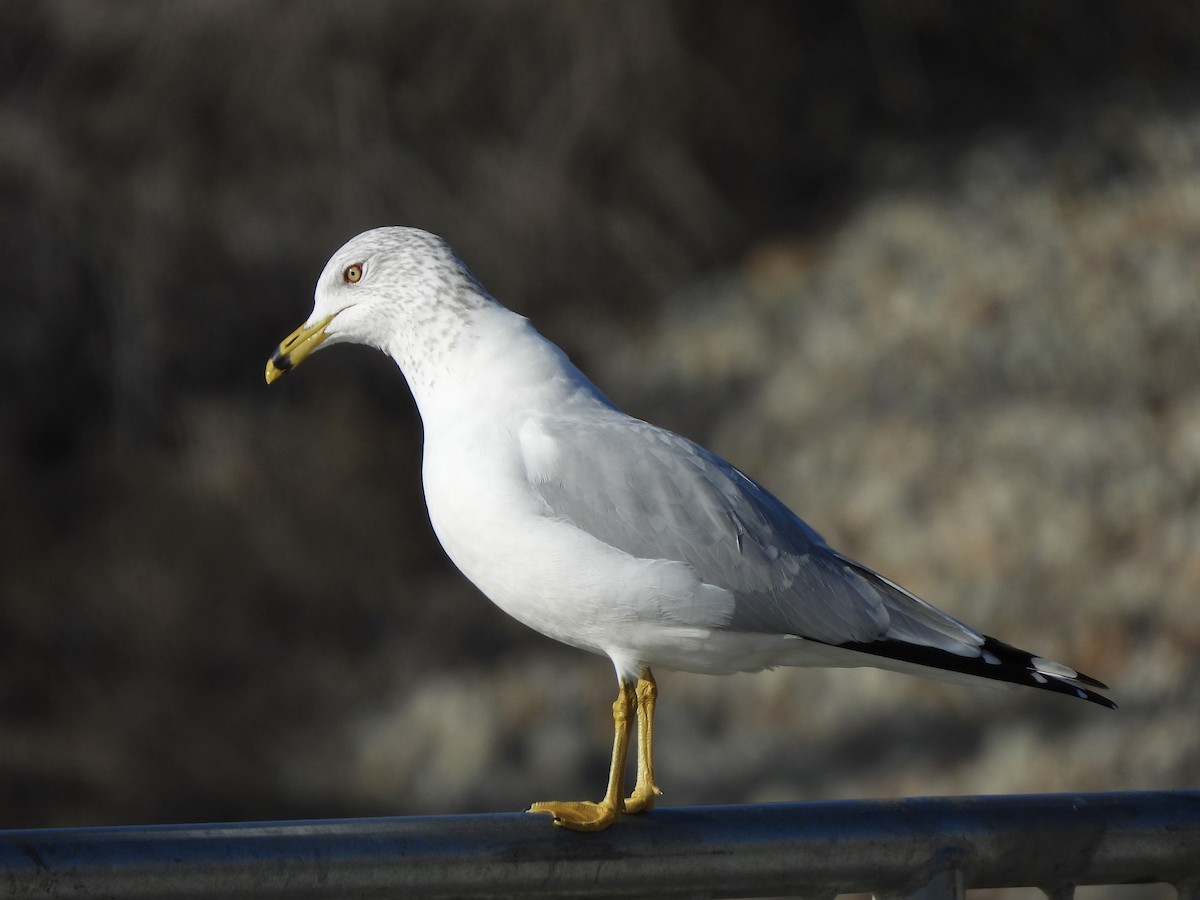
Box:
[521, 414, 984, 652]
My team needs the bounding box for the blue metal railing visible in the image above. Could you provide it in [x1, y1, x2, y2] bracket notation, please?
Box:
[2, 791, 1198, 899]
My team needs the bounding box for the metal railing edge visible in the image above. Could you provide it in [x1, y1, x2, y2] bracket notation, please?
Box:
[2, 790, 1197, 899]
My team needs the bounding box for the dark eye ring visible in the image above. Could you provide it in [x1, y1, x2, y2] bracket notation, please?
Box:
[343, 263, 363, 284]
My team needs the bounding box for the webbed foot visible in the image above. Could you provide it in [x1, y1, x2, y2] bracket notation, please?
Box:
[528, 799, 621, 832]
[622, 782, 662, 815]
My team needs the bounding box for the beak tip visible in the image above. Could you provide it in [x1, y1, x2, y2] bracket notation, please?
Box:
[266, 313, 332, 386]
[265, 347, 293, 385]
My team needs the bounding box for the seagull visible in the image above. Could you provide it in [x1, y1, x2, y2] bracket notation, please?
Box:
[265, 226, 1115, 832]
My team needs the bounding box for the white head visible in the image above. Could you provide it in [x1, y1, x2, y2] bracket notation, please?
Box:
[266, 227, 494, 385]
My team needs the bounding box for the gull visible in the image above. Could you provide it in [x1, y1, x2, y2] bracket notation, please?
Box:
[265, 227, 1115, 832]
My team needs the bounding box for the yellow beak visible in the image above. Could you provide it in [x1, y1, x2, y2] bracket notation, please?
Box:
[265, 313, 336, 384]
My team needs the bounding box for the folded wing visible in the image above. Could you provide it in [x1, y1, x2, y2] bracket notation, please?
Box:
[520, 413, 1114, 708]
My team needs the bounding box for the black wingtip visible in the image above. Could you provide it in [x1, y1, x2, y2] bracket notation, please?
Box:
[1072, 671, 1110, 690]
[1055, 683, 1117, 710]
[827, 634, 1117, 709]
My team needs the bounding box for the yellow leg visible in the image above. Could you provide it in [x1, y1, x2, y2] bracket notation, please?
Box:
[528, 680, 636, 831]
[624, 669, 663, 814]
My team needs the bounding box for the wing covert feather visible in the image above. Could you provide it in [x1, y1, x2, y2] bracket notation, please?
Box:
[521, 415, 979, 650]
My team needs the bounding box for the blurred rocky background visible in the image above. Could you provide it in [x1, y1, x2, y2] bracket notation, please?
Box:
[1, 0, 1197, 878]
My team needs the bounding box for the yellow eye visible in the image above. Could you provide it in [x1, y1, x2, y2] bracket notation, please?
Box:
[343, 263, 363, 284]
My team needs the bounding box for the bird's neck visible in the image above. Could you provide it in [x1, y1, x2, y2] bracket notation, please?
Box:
[388, 304, 613, 434]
